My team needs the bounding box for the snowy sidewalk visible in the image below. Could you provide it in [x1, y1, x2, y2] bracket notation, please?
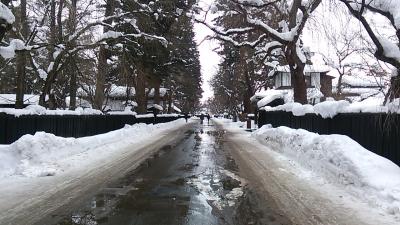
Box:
[0, 119, 194, 225]
[214, 118, 400, 225]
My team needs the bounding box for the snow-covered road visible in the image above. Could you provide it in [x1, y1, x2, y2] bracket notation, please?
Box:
[217, 119, 399, 225]
[0, 120, 195, 225]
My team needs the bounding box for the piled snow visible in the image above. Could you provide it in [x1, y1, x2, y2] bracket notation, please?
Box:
[107, 106, 137, 115]
[274, 64, 331, 73]
[109, 85, 136, 97]
[253, 88, 326, 108]
[0, 119, 186, 178]
[136, 113, 155, 118]
[148, 88, 168, 97]
[0, 105, 102, 117]
[253, 125, 400, 215]
[172, 104, 182, 113]
[263, 99, 400, 118]
[98, 31, 123, 41]
[0, 94, 39, 105]
[0, 3, 15, 24]
[0, 39, 29, 59]
[254, 89, 289, 108]
[341, 75, 383, 87]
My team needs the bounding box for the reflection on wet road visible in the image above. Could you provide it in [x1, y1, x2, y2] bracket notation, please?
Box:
[51, 122, 289, 225]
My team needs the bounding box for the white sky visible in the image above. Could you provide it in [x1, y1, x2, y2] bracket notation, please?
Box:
[193, 0, 221, 103]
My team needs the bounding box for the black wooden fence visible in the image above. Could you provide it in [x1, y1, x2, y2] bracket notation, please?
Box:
[0, 113, 184, 144]
[258, 110, 400, 166]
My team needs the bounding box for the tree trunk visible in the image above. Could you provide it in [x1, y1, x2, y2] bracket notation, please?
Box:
[93, 46, 108, 110]
[15, 53, 26, 108]
[39, 0, 57, 108]
[15, 0, 28, 109]
[167, 92, 173, 114]
[68, 0, 78, 110]
[93, 0, 115, 110]
[135, 63, 147, 114]
[154, 78, 161, 106]
[286, 44, 307, 104]
[385, 73, 400, 104]
[291, 65, 307, 104]
[69, 58, 77, 110]
[336, 70, 344, 97]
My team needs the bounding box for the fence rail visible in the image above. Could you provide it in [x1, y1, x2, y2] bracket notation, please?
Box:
[258, 110, 400, 166]
[0, 113, 183, 144]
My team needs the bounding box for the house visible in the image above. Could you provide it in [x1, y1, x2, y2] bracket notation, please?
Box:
[271, 65, 334, 99]
[77, 85, 182, 113]
[252, 64, 334, 108]
[334, 75, 385, 102]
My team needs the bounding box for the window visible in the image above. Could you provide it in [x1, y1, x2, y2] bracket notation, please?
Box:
[275, 72, 291, 88]
[305, 74, 312, 87]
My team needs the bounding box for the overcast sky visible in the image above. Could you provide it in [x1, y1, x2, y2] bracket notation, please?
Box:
[193, 0, 220, 103]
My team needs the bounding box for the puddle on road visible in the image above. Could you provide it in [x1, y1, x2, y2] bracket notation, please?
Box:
[51, 123, 288, 225]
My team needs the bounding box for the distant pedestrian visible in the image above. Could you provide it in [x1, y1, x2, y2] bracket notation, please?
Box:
[206, 114, 210, 124]
[184, 113, 189, 123]
[153, 108, 159, 124]
[199, 114, 205, 124]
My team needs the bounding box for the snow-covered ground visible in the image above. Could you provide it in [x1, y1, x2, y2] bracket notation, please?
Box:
[0, 119, 193, 224]
[215, 118, 400, 224]
[0, 119, 188, 179]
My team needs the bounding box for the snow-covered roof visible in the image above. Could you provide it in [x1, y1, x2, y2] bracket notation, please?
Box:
[252, 88, 325, 108]
[147, 103, 163, 111]
[148, 88, 168, 98]
[0, 94, 39, 105]
[172, 104, 182, 113]
[109, 85, 136, 98]
[251, 89, 289, 108]
[274, 64, 332, 74]
[341, 75, 383, 88]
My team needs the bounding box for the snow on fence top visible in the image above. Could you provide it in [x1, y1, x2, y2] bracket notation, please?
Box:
[262, 99, 400, 118]
[0, 105, 183, 117]
[0, 105, 103, 117]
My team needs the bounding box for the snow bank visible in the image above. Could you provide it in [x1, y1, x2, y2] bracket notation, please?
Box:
[253, 125, 400, 215]
[263, 99, 400, 118]
[0, 119, 186, 178]
[0, 105, 102, 116]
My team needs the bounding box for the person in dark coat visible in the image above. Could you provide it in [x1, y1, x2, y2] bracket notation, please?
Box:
[199, 114, 205, 124]
[184, 113, 189, 123]
[206, 114, 210, 124]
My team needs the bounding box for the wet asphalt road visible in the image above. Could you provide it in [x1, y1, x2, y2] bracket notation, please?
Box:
[47, 121, 292, 225]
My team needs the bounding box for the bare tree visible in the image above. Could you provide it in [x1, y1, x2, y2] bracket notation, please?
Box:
[196, 0, 322, 104]
[15, 0, 29, 108]
[339, 0, 400, 103]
